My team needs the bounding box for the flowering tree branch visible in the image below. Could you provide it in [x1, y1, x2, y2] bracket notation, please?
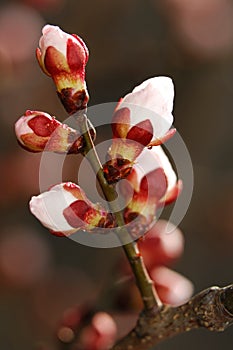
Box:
[14, 24, 233, 350]
[112, 285, 233, 349]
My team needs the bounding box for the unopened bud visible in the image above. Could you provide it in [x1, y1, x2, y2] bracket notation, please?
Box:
[36, 25, 89, 113]
[15, 110, 83, 153]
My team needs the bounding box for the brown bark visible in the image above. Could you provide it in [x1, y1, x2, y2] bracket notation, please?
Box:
[112, 285, 233, 350]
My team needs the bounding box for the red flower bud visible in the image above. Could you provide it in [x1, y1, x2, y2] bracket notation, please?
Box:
[138, 220, 184, 269]
[104, 77, 175, 183]
[150, 266, 193, 306]
[29, 182, 116, 236]
[36, 25, 89, 113]
[121, 146, 181, 236]
[15, 110, 83, 153]
[80, 312, 117, 350]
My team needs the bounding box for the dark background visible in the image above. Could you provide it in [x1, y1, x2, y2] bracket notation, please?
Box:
[0, 0, 232, 349]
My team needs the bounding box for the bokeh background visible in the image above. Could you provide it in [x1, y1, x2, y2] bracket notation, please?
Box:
[0, 0, 233, 349]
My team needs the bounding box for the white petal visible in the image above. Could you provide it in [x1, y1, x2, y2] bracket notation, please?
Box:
[15, 115, 33, 139]
[29, 183, 77, 233]
[131, 147, 163, 190]
[133, 146, 177, 192]
[39, 25, 72, 57]
[132, 77, 174, 114]
[119, 76, 174, 139]
[150, 146, 177, 192]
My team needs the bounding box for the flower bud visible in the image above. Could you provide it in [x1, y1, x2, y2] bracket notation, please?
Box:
[150, 266, 194, 306]
[121, 146, 181, 237]
[29, 182, 115, 236]
[138, 220, 184, 269]
[36, 25, 89, 113]
[80, 312, 117, 350]
[104, 77, 175, 183]
[15, 110, 83, 153]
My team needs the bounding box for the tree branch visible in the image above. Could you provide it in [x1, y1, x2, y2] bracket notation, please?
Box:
[111, 285, 233, 350]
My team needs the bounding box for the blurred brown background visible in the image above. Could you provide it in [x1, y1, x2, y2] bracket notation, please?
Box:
[0, 0, 233, 349]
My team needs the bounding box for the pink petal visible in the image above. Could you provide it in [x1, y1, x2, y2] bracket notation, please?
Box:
[40, 25, 68, 57]
[132, 77, 174, 114]
[159, 180, 183, 207]
[140, 168, 167, 200]
[148, 128, 176, 147]
[147, 146, 177, 193]
[80, 312, 117, 349]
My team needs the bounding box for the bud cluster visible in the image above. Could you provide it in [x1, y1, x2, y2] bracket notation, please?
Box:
[14, 24, 181, 238]
[13, 23, 187, 349]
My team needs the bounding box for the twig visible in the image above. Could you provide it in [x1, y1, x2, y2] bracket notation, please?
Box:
[79, 113, 161, 311]
[111, 285, 233, 350]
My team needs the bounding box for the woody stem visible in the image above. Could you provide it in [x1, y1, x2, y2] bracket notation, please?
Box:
[79, 113, 161, 311]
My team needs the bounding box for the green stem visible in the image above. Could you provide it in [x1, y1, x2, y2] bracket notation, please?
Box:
[80, 114, 161, 311]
